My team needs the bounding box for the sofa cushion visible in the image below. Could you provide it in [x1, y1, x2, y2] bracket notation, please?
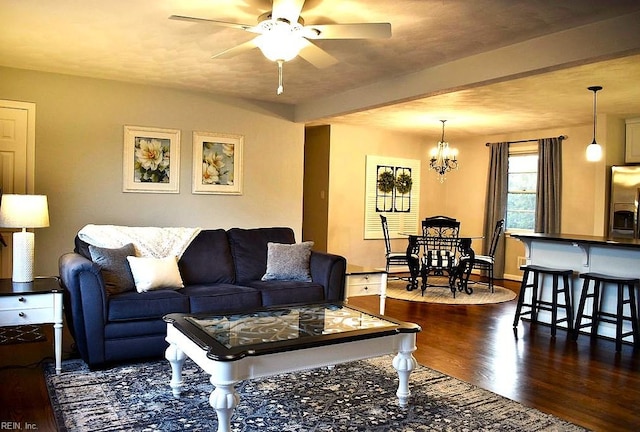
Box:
[179, 229, 235, 285]
[183, 284, 262, 314]
[107, 290, 189, 321]
[262, 241, 314, 282]
[74, 236, 92, 260]
[104, 319, 167, 339]
[127, 255, 184, 292]
[227, 227, 296, 283]
[246, 280, 326, 306]
[88, 243, 136, 296]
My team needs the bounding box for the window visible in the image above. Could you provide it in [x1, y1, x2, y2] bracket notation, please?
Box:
[506, 153, 538, 231]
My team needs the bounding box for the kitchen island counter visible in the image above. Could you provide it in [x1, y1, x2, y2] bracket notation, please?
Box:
[511, 232, 640, 340]
[511, 232, 640, 250]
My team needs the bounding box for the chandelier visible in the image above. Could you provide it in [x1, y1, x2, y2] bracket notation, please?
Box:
[429, 120, 458, 182]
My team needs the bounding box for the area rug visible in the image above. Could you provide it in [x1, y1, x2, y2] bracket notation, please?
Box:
[44, 356, 586, 431]
[0, 324, 46, 345]
[386, 279, 516, 305]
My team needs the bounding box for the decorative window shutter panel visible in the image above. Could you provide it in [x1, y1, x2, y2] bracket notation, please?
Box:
[364, 155, 420, 239]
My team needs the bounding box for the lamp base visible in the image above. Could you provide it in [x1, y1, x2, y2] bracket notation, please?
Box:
[12, 231, 35, 283]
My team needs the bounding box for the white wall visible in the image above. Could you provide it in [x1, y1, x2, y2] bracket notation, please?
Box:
[0, 67, 305, 276]
[324, 120, 625, 277]
[326, 123, 425, 269]
[0, 66, 627, 278]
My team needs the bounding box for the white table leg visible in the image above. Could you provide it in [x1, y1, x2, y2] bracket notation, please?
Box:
[392, 333, 417, 407]
[209, 380, 240, 432]
[165, 343, 186, 397]
[53, 292, 64, 374]
[53, 322, 63, 374]
[380, 272, 388, 314]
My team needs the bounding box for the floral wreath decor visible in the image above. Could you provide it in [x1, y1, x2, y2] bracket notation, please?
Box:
[377, 170, 396, 193]
[395, 172, 413, 194]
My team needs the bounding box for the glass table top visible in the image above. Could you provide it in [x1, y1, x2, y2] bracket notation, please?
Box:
[166, 303, 420, 361]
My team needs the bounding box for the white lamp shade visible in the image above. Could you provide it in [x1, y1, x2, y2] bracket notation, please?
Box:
[0, 195, 49, 283]
[0, 194, 50, 228]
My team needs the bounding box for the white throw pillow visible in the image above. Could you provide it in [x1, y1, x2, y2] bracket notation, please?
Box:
[126, 255, 184, 293]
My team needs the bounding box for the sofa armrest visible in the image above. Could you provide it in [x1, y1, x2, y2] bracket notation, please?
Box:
[58, 252, 109, 366]
[309, 251, 346, 302]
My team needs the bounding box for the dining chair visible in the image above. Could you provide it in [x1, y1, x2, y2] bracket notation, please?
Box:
[460, 219, 504, 292]
[421, 216, 461, 293]
[380, 215, 416, 281]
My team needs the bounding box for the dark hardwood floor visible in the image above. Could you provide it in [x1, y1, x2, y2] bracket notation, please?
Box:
[1, 279, 638, 431]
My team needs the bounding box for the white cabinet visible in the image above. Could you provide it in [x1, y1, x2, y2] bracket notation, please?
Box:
[345, 265, 387, 314]
[625, 118, 640, 163]
[0, 278, 64, 374]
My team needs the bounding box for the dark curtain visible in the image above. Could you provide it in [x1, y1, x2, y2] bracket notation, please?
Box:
[484, 142, 509, 278]
[535, 137, 563, 233]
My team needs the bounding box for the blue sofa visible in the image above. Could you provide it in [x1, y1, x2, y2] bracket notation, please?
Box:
[58, 227, 346, 368]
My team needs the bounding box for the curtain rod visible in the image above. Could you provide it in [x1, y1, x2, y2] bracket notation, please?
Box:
[485, 135, 567, 146]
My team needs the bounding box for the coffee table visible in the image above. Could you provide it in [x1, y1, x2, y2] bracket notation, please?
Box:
[164, 303, 421, 432]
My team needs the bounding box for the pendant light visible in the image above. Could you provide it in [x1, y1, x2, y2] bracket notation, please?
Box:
[586, 86, 603, 162]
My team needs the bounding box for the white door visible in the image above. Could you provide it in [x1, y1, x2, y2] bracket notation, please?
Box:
[0, 100, 36, 278]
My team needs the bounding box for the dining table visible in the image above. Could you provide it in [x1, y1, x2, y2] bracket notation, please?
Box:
[400, 233, 482, 297]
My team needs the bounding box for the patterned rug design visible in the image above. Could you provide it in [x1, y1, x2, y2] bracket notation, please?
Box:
[0, 324, 46, 345]
[44, 356, 586, 431]
[386, 279, 517, 305]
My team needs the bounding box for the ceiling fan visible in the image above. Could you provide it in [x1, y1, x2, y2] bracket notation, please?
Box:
[170, 0, 391, 95]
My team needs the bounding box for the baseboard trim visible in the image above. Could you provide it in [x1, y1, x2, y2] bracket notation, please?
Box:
[503, 273, 523, 282]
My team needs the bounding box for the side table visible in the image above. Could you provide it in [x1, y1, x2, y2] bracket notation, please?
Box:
[0, 277, 64, 374]
[345, 264, 388, 314]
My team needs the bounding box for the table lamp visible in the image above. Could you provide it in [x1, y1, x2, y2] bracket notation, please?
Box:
[0, 194, 50, 282]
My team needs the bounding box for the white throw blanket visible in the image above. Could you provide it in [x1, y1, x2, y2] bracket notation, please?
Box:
[78, 224, 201, 259]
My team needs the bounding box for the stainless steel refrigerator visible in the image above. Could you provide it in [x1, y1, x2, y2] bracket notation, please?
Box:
[610, 165, 640, 238]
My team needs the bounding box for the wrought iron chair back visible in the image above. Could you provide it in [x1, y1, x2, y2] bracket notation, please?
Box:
[486, 219, 505, 258]
[380, 214, 393, 256]
[459, 218, 504, 293]
[421, 216, 460, 254]
[380, 215, 415, 278]
[421, 216, 461, 278]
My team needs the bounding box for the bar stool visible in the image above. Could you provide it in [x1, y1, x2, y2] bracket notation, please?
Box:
[572, 272, 640, 352]
[513, 265, 574, 337]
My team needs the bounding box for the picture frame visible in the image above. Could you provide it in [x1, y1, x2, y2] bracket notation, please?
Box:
[122, 125, 181, 193]
[192, 131, 243, 195]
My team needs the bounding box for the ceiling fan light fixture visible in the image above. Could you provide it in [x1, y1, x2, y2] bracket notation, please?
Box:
[170, 2, 392, 96]
[255, 20, 304, 62]
[586, 85, 603, 162]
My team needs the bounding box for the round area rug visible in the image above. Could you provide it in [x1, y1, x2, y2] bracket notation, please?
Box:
[386, 279, 516, 305]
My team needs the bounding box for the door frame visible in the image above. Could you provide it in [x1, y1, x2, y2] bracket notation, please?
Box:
[0, 99, 36, 193]
[0, 100, 36, 277]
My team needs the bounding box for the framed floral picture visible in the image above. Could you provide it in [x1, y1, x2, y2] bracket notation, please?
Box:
[122, 125, 181, 193]
[192, 131, 243, 195]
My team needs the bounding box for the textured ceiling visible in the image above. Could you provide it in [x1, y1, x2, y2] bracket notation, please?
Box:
[325, 55, 640, 137]
[2, 0, 640, 138]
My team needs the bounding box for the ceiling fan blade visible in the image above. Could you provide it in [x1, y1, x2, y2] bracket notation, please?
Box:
[304, 23, 392, 39]
[169, 15, 255, 32]
[271, 0, 305, 23]
[211, 38, 260, 59]
[298, 39, 338, 69]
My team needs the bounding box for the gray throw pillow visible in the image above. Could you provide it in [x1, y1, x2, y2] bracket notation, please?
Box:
[261, 241, 314, 282]
[89, 243, 136, 295]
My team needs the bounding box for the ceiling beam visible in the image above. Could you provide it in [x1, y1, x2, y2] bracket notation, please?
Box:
[294, 11, 640, 124]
